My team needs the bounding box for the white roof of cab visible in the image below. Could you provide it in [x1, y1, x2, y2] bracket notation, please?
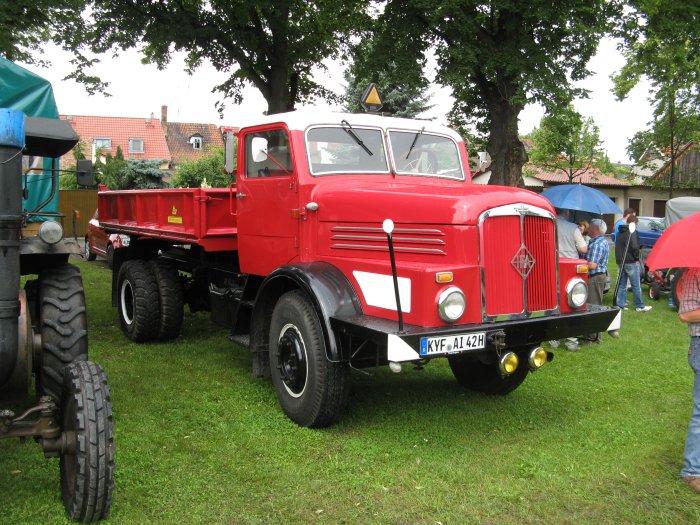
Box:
[238, 110, 464, 143]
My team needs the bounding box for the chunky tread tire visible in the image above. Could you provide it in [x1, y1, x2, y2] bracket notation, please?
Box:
[38, 264, 88, 403]
[649, 282, 661, 301]
[448, 350, 530, 395]
[117, 260, 160, 342]
[60, 361, 115, 522]
[269, 290, 349, 428]
[84, 238, 96, 261]
[150, 259, 184, 341]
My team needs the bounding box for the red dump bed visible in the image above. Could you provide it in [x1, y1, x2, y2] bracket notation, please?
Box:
[98, 188, 238, 252]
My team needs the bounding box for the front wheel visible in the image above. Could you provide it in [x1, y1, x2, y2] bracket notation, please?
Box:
[84, 238, 96, 261]
[269, 290, 349, 428]
[649, 282, 661, 301]
[60, 361, 114, 522]
[448, 350, 530, 395]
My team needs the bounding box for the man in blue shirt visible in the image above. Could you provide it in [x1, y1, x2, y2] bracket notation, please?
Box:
[584, 219, 609, 342]
[611, 207, 635, 242]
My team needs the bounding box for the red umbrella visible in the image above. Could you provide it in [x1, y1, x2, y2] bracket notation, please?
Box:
[645, 212, 700, 271]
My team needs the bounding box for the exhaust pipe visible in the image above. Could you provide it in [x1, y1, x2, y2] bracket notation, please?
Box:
[0, 108, 24, 386]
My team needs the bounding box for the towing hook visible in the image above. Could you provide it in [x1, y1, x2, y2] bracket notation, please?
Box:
[487, 330, 506, 352]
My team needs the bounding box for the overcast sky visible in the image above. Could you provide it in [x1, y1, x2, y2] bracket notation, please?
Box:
[18, 38, 652, 164]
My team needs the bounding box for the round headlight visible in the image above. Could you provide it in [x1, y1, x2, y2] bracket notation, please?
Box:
[38, 221, 63, 245]
[499, 352, 519, 375]
[566, 278, 587, 308]
[437, 286, 466, 322]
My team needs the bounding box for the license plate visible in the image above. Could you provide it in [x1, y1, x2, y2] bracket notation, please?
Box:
[420, 332, 486, 356]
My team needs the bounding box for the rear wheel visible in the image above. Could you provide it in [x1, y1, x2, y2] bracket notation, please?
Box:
[117, 260, 160, 342]
[150, 259, 184, 341]
[84, 238, 96, 261]
[37, 264, 88, 403]
[60, 361, 114, 522]
[448, 349, 530, 395]
[269, 290, 349, 427]
[669, 268, 686, 308]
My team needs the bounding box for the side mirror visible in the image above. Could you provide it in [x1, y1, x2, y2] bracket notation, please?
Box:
[251, 136, 268, 163]
[224, 131, 236, 174]
[76, 159, 95, 186]
[477, 151, 492, 173]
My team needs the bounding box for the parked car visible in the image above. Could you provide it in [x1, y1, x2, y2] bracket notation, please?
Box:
[636, 216, 665, 248]
[85, 209, 129, 268]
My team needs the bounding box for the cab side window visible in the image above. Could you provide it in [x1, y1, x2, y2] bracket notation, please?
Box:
[245, 129, 292, 178]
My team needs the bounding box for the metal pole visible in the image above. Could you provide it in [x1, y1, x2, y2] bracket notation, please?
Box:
[613, 229, 633, 307]
[385, 228, 404, 333]
[0, 109, 24, 385]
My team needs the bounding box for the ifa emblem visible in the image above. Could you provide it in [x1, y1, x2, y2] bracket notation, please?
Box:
[511, 244, 535, 278]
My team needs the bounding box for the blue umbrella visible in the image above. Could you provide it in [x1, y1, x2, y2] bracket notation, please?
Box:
[540, 184, 623, 215]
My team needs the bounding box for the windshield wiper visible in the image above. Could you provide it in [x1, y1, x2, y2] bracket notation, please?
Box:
[405, 126, 425, 159]
[341, 119, 373, 157]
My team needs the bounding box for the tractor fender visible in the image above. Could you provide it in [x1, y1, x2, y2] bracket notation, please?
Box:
[251, 262, 362, 362]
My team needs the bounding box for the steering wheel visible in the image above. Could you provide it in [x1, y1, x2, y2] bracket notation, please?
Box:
[401, 148, 439, 174]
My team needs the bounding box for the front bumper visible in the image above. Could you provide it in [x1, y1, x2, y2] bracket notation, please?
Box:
[330, 304, 619, 363]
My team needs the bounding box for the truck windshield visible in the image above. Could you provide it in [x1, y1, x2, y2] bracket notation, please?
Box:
[306, 126, 389, 175]
[388, 130, 464, 180]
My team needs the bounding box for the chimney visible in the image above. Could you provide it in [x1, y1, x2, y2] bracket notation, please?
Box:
[161, 105, 168, 124]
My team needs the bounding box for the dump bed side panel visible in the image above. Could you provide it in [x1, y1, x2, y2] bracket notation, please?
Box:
[98, 188, 238, 252]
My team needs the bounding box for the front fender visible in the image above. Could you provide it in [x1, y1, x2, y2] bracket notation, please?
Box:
[252, 262, 362, 362]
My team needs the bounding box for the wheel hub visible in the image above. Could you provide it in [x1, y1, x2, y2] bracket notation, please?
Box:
[277, 325, 307, 397]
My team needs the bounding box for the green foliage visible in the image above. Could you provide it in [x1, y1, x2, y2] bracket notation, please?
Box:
[0, 1, 107, 94]
[370, 0, 615, 187]
[87, 0, 371, 114]
[529, 105, 604, 182]
[5, 257, 700, 523]
[343, 39, 432, 118]
[101, 159, 169, 190]
[171, 147, 233, 188]
[613, 1, 700, 194]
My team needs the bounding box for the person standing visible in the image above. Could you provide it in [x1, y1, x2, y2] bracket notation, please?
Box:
[577, 220, 591, 244]
[612, 207, 636, 242]
[678, 267, 700, 493]
[615, 215, 652, 312]
[556, 208, 588, 258]
[583, 219, 609, 343]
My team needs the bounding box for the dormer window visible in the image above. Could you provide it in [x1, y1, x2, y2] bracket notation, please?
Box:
[94, 138, 112, 150]
[190, 135, 203, 150]
[128, 138, 144, 154]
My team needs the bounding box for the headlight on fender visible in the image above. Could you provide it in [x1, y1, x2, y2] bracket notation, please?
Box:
[437, 286, 466, 322]
[566, 278, 587, 309]
[38, 221, 63, 245]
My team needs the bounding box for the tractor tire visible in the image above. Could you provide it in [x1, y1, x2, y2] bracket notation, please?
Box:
[60, 361, 114, 522]
[448, 350, 530, 395]
[117, 260, 160, 342]
[106, 244, 115, 269]
[669, 268, 686, 308]
[84, 238, 96, 261]
[37, 264, 88, 403]
[269, 290, 349, 428]
[150, 259, 184, 341]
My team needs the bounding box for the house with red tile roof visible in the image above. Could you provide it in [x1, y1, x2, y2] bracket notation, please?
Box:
[160, 105, 226, 170]
[60, 113, 171, 169]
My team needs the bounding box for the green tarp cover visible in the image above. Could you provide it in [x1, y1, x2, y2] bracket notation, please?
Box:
[0, 57, 60, 218]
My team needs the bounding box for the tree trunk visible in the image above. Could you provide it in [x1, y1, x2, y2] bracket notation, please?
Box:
[485, 94, 527, 187]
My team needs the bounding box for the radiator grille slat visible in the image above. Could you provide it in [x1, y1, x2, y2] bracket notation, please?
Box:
[524, 216, 557, 311]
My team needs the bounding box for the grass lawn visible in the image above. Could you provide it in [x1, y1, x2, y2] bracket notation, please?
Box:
[2, 256, 699, 524]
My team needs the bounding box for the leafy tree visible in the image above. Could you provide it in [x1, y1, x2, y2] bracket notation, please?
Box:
[87, 0, 371, 114]
[102, 159, 168, 190]
[613, 1, 700, 196]
[529, 105, 604, 183]
[172, 147, 233, 188]
[0, 0, 107, 94]
[367, 1, 615, 186]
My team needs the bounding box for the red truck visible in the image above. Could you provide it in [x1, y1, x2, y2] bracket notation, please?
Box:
[98, 111, 617, 427]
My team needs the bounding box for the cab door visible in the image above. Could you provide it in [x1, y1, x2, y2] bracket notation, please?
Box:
[236, 127, 299, 276]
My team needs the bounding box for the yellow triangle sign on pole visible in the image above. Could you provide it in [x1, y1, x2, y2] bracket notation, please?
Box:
[361, 83, 384, 113]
